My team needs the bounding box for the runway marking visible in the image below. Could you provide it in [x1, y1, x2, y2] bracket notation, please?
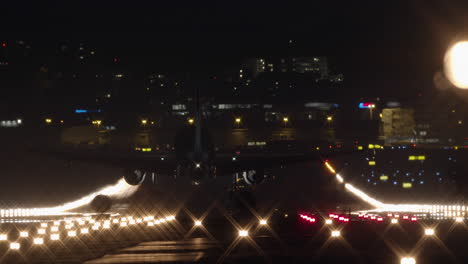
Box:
[84, 238, 213, 263]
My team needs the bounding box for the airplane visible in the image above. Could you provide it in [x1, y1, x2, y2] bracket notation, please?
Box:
[48, 88, 338, 215]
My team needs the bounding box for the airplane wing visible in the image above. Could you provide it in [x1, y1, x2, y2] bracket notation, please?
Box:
[214, 152, 323, 175]
[42, 147, 346, 177]
[43, 148, 178, 175]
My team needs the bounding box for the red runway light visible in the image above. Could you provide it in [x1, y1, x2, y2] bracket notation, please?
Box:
[403, 215, 409, 220]
[410, 217, 417, 222]
[377, 217, 383, 222]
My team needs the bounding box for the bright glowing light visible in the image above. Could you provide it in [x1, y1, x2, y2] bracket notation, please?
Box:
[401, 257, 416, 264]
[113, 219, 119, 224]
[155, 220, 161, 225]
[160, 219, 166, 223]
[38, 229, 46, 234]
[81, 228, 89, 234]
[325, 162, 336, 174]
[456, 217, 464, 223]
[344, 183, 384, 208]
[336, 174, 344, 183]
[445, 41, 468, 89]
[391, 219, 398, 224]
[425, 228, 435, 236]
[92, 225, 99, 230]
[40, 223, 48, 228]
[0, 234, 7, 241]
[33, 238, 44, 245]
[54, 221, 60, 226]
[10, 242, 20, 250]
[147, 222, 154, 227]
[259, 219, 267, 225]
[68, 230, 77, 237]
[0, 178, 138, 217]
[239, 230, 249, 237]
[331, 230, 341, 237]
[50, 234, 60, 240]
[19, 231, 28, 238]
[235, 117, 241, 123]
[120, 222, 127, 227]
[188, 118, 194, 124]
[51, 226, 59, 232]
[194, 220, 202, 226]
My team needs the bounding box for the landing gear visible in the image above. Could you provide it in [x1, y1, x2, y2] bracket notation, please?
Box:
[225, 172, 258, 224]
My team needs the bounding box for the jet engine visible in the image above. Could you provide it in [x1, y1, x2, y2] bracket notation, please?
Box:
[90, 195, 112, 213]
[123, 168, 146, 185]
[242, 169, 266, 185]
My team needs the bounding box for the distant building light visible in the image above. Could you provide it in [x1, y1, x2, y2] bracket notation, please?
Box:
[45, 118, 52, 124]
[75, 109, 88, 113]
[402, 182, 412, 189]
[359, 102, 376, 109]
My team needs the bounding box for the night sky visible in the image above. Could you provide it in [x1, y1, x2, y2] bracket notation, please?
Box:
[3, 1, 468, 98]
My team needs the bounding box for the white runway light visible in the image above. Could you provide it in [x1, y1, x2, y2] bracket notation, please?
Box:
[10, 242, 20, 250]
[19, 231, 28, 238]
[331, 230, 341, 237]
[194, 220, 202, 226]
[50, 234, 60, 240]
[0, 234, 7, 241]
[238, 230, 248, 237]
[81, 228, 89, 234]
[425, 228, 435, 236]
[325, 219, 333, 225]
[33, 238, 44, 245]
[401, 257, 416, 264]
[456, 217, 464, 223]
[259, 219, 267, 225]
[391, 219, 398, 224]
